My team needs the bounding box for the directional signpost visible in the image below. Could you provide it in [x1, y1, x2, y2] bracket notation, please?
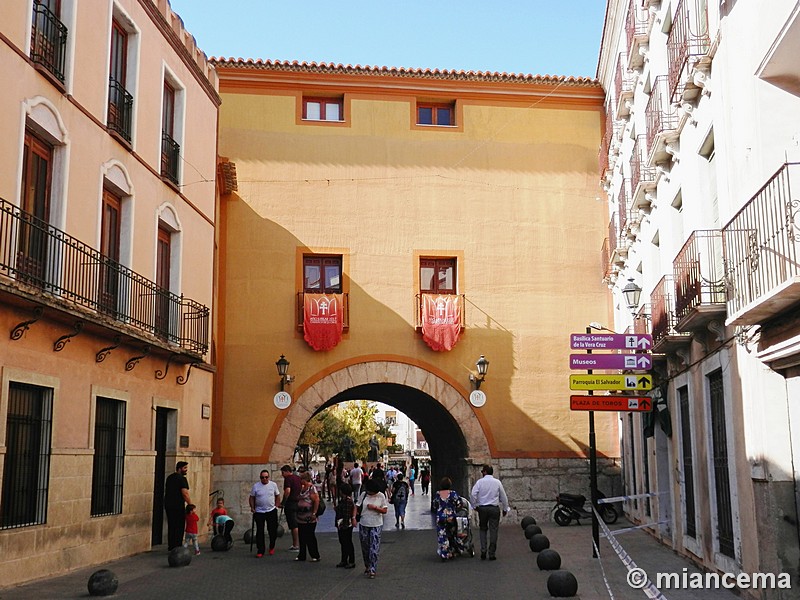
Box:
[570, 395, 653, 412]
[569, 374, 653, 391]
[570, 333, 652, 350]
[569, 353, 652, 370]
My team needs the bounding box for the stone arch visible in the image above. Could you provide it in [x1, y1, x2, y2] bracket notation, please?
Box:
[271, 359, 492, 466]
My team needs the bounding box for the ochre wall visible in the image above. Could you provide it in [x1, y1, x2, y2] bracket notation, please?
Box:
[215, 67, 617, 462]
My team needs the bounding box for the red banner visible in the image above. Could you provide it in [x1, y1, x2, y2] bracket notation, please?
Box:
[303, 294, 343, 351]
[421, 294, 462, 352]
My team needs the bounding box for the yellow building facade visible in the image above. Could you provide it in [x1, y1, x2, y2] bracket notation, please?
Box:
[213, 60, 618, 521]
[0, 0, 218, 585]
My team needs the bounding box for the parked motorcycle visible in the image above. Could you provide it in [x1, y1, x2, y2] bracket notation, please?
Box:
[552, 491, 618, 526]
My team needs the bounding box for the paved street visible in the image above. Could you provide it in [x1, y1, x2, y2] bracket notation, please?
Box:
[0, 492, 742, 599]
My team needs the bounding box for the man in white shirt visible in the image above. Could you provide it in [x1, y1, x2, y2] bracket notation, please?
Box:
[249, 469, 281, 558]
[349, 462, 364, 499]
[470, 464, 509, 561]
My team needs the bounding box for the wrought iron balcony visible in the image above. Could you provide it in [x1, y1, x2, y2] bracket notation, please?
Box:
[651, 274, 691, 354]
[633, 303, 652, 337]
[0, 197, 209, 355]
[598, 110, 615, 180]
[615, 52, 634, 119]
[30, 0, 68, 84]
[631, 134, 656, 211]
[723, 162, 800, 325]
[107, 78, 134, 143]
[667, 0, 711, 103]
[601, 237, 613, 282]
[673, 230, 726, 330]
[161, 132, 180, 186]
[296, 292, 349, 332]
[625, 0, 650, 71]
[646, 75, 679, 165]
[609, 213, 627, 267]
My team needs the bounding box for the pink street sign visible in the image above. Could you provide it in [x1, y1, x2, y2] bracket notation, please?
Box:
[570, 353, 652, 371]
[570, 333, 653, 351]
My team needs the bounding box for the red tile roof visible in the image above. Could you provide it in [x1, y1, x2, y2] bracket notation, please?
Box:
[210, 58, 599, 86]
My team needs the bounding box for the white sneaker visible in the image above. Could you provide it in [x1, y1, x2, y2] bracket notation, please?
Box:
[289, 546, 300, 552]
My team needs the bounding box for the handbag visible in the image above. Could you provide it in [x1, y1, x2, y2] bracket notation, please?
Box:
[316, 496, 326, 517]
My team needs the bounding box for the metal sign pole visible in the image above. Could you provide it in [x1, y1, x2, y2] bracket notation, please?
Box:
[586, 325, 600, 558]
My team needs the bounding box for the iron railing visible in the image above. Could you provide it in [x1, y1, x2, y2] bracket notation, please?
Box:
[0, 197, 209, 354]
[599, 110, 613, 178]
[646, 75, 679, 157]
[633, 303, 651, 336]
[107, 78, 134, 143]
[30, 1, 67, 83]
[618, 180, 630, 235]
[161, 132, 180, 186]
[631, 135, 656, 207]
[673, 230, 725, 322]
[722, 162, 800, 320]
[651, 274, 690, 349]
[601, 238, 612, 281]
[667, 0, 710, 103]
[296, 292, 350, 331]
[609, 213, 619, 257]
[615, 52, 633, 117]
[625, 0, 650, 67]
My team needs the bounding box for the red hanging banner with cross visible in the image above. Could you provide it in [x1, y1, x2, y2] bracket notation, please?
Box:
[303, 293, 343, 351]
[421, 294, 462, 352]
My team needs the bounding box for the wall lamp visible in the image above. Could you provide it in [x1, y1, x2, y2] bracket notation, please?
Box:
[621, 278, 642, 316]
[275, 354, 294, 391]
[469, 354, 490, 389]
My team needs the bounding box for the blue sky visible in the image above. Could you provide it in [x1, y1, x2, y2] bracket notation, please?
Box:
[169, 1, 607, 79]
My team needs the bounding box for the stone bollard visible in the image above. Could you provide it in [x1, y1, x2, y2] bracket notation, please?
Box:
[529, 533, 550, 552]
[536, 548, 562, 570]
[547, 570, 578, 597]
[168, 546, 192, 567]
[87, 569, 118, 596]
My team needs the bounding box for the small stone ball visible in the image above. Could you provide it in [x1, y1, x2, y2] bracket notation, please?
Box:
[520, 515, 537, 529]
[547, 570, 579, 597]
[211, 535, 229, 552]
[243, 529, 254, 544]
[524, 524, 543, 539]
[529, 533, 550, 552]
[537, 548, 562, 570]
[167, 546, 192, 567]
[276, 523, 285, 538]
[87, 569, 119, 596]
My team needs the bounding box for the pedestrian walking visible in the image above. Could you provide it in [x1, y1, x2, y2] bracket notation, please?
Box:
[349, 462, 364, 500]
[280, 464, 302, 552]
[183, 504, 200, 555]
[433, 477, 467, 560]
[334, 483, 357, 568]
[409, 465, 416, 495]
[357, 478, 388, 579]
[420, 469, 431, 495]
[389, 472, 409, 528]
[294, 472, 321, 562]
[164, 461, 191, 550]
[470, 464, 509, 561]
[250, 469, 281, 558]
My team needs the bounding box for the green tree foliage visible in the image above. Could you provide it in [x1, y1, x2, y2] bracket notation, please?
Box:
[299, 400, 381, 462]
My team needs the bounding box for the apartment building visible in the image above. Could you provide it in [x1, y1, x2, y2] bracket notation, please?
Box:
[0, 0, 218, 585]
[598, 0, 800, 592]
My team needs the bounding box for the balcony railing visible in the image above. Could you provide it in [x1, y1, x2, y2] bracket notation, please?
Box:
[631, 134, 656, 210]
[646, 75, 679, 163]
[414, 293, 465, 330]
[615, 52, 634, 119]
[625, 0, 650, 70]
[601, 238, 612, 282]
[296, 292, 350, 331]
[30, 1, 68, 83]
[0, 197, 209, 355]
[651, 274, 691, 353]
[599, 110, 614, 179]
[673, 230, 726, 328]
[633, 303, 652, 337]
[667, 0, 710, 103]
[161, 132, 180, 186]
[108, 78, 134, 143]
[618, 180, 630, 235]
[722, 162, 800, 325]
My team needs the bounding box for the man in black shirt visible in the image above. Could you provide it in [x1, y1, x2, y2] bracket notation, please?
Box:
[164, 461, 191, 550]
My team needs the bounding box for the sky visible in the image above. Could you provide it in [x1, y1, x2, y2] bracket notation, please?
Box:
[169, 1, 608, 79]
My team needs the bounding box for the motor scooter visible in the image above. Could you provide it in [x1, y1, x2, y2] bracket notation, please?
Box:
[552, 491, 618, 526]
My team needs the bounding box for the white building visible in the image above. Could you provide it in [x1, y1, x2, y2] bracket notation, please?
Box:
[598, 0, 800, 592]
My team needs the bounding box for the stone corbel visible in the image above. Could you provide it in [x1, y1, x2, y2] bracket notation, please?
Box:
[707, 320, 724, 342]
[693, 69, 711, 97]
[675, 347, 691, 365]
[655, 163, 670, 183]
[638, 44, 649, 61]
[665, 143, 679, 163]
[680, 102, 697, 127]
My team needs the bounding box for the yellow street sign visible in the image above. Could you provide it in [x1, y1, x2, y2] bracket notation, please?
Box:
[569, 374, 653, 391]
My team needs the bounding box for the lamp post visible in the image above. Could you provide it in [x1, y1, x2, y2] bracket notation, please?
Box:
[621, 278, 642, 316]
[275, 354, 293, 391]
[470, 354, 490, 389]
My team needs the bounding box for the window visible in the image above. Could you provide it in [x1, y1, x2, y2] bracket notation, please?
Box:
[99, 189, 121, 315]
[30, 0, 68, 84]
[155, 225, 171, 338]
[107, 19, 133, 142]
[1, 383, 53, 529]
[304, 256, 342, 293]
[678, 385, 696, 538]
[161, 81, 180, 185]
[18, 129, 53, 285]
[420, 258, 455, 294]
[708, 369, 735, 558]
[417, 103, 454, 126]
[91, 398, 125, 516]
[303, 98, 343, 122]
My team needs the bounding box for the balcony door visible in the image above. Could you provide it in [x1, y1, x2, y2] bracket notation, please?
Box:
[18, 129, 53, 285]
[155, 225, 171, 339]
[99, 189, 121, 315]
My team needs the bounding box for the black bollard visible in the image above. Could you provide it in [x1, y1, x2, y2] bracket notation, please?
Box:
[87, 569, 118, 596]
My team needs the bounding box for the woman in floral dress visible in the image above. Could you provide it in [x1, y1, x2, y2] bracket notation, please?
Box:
[432, 477, 465, 560]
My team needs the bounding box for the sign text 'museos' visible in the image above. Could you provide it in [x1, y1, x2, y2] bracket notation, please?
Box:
[570, 333, 652, 350]
[569, 353, 652, 370]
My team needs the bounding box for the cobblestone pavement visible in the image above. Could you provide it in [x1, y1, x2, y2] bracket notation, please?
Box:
[0, 492, 745, 599]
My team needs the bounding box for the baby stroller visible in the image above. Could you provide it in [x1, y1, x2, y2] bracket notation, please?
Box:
[453, 499, 475, 558]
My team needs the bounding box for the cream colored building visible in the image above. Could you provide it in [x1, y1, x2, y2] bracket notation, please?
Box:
[599, 0, 800, 593]
[0, 0, 218, 586]
[211, 59, 618, 525]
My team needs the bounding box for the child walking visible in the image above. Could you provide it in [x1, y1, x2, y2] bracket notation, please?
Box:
[184, 504, 200, 555]
[335, 483, 357, 568]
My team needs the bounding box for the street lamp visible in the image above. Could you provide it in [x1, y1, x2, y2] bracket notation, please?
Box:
[621, 278, 642, 316]
[469, 354, 490, 389]
[275, 354, 294, 391]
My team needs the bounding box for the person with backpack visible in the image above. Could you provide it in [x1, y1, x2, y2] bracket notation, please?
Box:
[389, 472, 410, 528]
